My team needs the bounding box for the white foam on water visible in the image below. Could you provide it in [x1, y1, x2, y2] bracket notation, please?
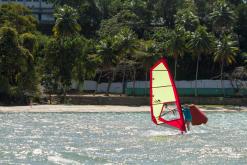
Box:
[199, 147, 243, 159]
[177, 147, 194, 154]
[48, 155, 81, 165]
[124, 126, 138, 130]
[85, 147, 99, 151]
[115, 148, 124, 152]
[143, 130, 179, 137]
[40, 119, 51, 123]
[65, 146, 78, 152]
[190, 129, 208, 134]
[15, 151, 27, 160]
[33, 149, 42, 155]
[185, 131, 191, 134]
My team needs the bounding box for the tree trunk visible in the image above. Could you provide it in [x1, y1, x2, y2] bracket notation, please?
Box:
[121, 66, 126, 96]
[106, 70, 115, 96]
[174, 58, 177, 81]
[220, 60, 225, 97]
[94, 70, 102, 96]
[195, 55, 200, 97]
[49, 92, 52, 104]
[62, 87, 66, 103]
[79, 70, 86, 93]
[144, 70, 148, 96]
[133, 68, 136, 96]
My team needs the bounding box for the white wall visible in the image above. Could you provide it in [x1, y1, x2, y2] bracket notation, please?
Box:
[127, 81, 149, 88]
[126, 80, 246, 89]
[70, 80, 246, 92]
[71, 80, 123, 93]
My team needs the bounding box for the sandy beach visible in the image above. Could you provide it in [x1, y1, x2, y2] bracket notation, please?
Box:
[0, 105, 246, 113]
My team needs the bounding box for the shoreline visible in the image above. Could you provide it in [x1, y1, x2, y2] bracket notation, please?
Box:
[0, 105, 247, 113]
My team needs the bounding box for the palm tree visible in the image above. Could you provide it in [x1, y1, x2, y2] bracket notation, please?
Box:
[214, 35, 238, 96]
[136, 40, 162, 96]
[154, 0, 182, 28]
[95, 0, 111, 19]
[175, 6, 199, 32]
[242, 52, 247, 68]
[187, 26, 215, 96]
[96, 37, 118, 96]
[114, 28, 139, 96]
[209, 1, 235, 35]
[73, 51, 100, 92]
[166, 29, 186, 80]
[53, 5, 81, 37]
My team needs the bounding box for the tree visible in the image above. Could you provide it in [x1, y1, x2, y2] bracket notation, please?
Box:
[135, 40, 162, 95]
[96, 0, 112, 19]
[147, 26, 187, 80]
[146, 27, 171, 51]
[175, 6, 199, 32]
[44, 36, 87, 101]
[194, 0, 215, 24]
[50, 0, 102, 38]
[227, 0, 245, 6]
[20, 33, 38, 54]
[153, 0, 183, 28]
[0, 3, 37, 34]
[96, 27, 140, 95]
[96, 36, 118, 96]
[114, 27, 140, 95]
[0, 27, 39, 104]
[187, 26, 215, 96]
[166, 28, 187, 80]
[72, 39, 101, 91]
[209, 0, 236, 35]
[78, 1, 102, 38]
[242, 52, 247, 68]
[235, 3, 247, 52]
[53, 5, 81, 37]
[229, 66, 247, 96]
[97, 9, 143, 38]
[214, 35, 238, 96]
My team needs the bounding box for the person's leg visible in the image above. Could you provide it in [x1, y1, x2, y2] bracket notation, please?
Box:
[186, 122, 190, 131]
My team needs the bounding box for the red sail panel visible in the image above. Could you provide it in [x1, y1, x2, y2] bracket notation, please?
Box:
[190, 105, 208, 125]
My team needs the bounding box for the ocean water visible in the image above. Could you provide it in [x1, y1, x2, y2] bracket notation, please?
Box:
[0, 112, 247, 164]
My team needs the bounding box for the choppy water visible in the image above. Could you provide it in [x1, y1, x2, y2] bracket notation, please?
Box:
[0, 112, 247, 164]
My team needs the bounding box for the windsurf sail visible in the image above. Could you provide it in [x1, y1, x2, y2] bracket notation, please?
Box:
[150, 58, 186, 132]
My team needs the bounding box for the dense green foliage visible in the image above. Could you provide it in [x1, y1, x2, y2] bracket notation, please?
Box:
[1, 0, 247, 104]
[0, 4, 37, 34]
[0, 27, 39, 104]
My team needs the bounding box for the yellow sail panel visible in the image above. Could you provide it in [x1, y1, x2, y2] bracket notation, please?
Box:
[152, 64, 171, 87]
[151, 62, 176, 123]
[153, 86, 176, 103]
[152, 63, 176, 102]
[152, 104, 163, 124]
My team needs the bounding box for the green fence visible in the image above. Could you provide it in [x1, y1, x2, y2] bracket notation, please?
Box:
[125, 88, 247, 96]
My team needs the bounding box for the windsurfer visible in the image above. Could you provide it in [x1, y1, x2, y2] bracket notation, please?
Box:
[182, 104, 192, 131]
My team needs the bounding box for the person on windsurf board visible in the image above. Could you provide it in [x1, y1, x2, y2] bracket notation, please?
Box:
[182, 104, 192, 131]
